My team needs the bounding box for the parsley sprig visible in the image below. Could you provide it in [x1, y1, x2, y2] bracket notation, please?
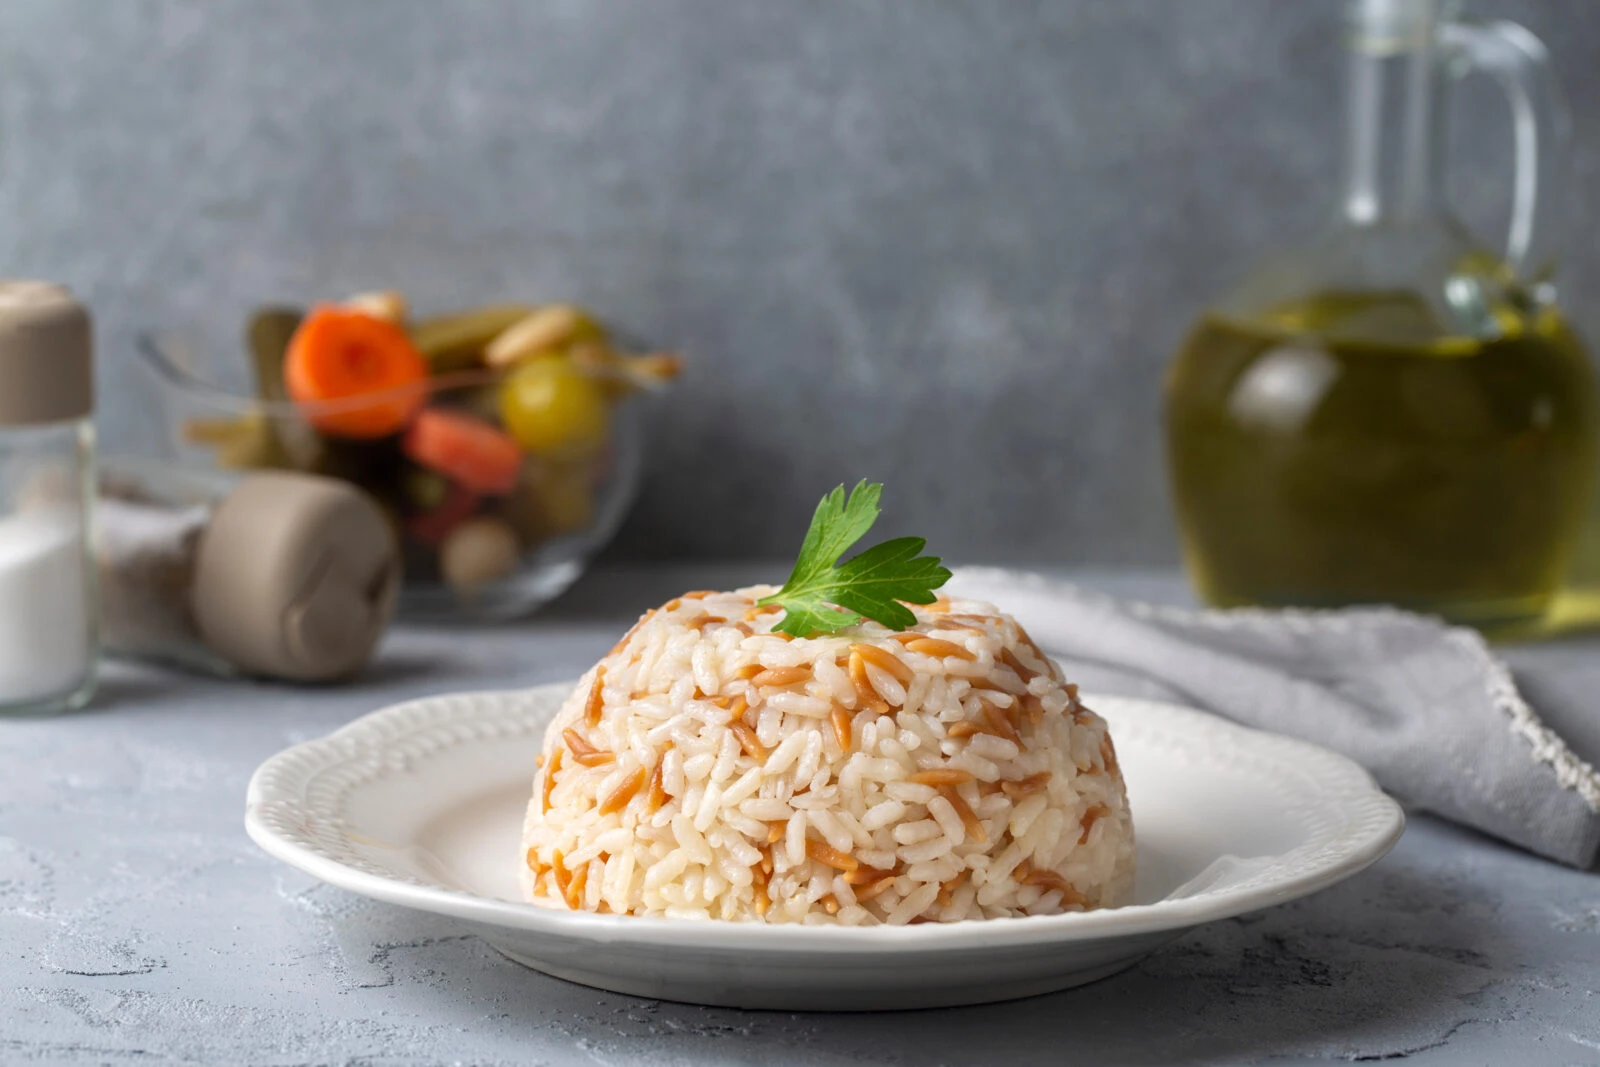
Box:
[759, 481, 952, 638]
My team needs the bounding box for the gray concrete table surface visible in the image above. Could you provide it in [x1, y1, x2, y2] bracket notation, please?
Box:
[2, 565, 1598, 1067]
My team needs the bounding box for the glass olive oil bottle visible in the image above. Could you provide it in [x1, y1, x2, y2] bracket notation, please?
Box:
[1169, 291, 1596, 627]
[1166, 0, 1598, 633]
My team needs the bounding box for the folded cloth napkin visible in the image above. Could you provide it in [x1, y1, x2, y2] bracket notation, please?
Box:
[947, 568, 1600, 868]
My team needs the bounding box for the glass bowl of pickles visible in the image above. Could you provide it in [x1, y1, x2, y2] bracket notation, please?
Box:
[139, 293, 679, 620]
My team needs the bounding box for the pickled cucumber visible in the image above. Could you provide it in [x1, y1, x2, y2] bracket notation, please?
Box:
[247, 307, 302, 401]
[408, 304, 537, 372]
[182, 412, 290, 470]
[245, 306, 329, 470]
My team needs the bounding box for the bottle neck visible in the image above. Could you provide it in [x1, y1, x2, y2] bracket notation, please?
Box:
[1339, 35, 1446, 225]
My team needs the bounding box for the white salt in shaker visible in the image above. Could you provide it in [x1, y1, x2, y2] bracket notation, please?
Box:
[0, 282, 97, 714]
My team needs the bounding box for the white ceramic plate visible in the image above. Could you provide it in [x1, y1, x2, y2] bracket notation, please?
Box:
[246, 683, 1403, 1011]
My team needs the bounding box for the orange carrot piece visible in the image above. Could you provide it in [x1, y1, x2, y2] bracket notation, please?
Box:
[402, 409, 524, 495]
[284, 304, 428, 438]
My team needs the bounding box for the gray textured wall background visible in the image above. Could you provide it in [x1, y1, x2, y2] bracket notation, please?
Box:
[2, 0, 1598, 562]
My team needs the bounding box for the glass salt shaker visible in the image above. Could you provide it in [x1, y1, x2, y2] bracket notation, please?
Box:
[0, 282, 98, 714]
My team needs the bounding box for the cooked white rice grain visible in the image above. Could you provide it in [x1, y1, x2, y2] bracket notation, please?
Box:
[520, 587, 1135, 924]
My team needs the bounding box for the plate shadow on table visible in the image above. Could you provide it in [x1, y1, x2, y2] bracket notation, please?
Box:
[350, 851, 1508, 1066]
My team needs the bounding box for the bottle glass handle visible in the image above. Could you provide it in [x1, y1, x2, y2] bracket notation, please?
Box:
[1441, 18, 1571, 286]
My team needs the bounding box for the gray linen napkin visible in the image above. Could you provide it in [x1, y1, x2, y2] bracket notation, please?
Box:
[947, 568, 1600, 868]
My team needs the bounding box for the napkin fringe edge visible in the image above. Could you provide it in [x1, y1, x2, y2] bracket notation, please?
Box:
[1448, 627, 1600, 813]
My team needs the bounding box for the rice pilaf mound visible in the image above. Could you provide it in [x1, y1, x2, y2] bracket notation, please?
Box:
[521, 587, 1134, 924]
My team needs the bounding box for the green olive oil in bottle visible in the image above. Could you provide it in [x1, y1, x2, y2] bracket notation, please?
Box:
[1165, 0, 1598, 634]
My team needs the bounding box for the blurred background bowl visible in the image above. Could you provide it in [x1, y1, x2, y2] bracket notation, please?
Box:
[137, 326, 659, 621]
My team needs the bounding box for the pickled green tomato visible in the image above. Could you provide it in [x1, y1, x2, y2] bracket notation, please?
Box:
[497, 356, 609, 456]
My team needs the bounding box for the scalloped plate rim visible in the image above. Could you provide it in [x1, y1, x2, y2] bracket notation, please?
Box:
[245, 683, 1404, 954]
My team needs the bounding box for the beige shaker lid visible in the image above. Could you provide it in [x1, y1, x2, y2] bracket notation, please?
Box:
[0, 281, 94, 426]
[190, 472, 400, 682]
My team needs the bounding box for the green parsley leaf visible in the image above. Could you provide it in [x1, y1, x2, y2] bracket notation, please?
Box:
[759, 480, 952, 638]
